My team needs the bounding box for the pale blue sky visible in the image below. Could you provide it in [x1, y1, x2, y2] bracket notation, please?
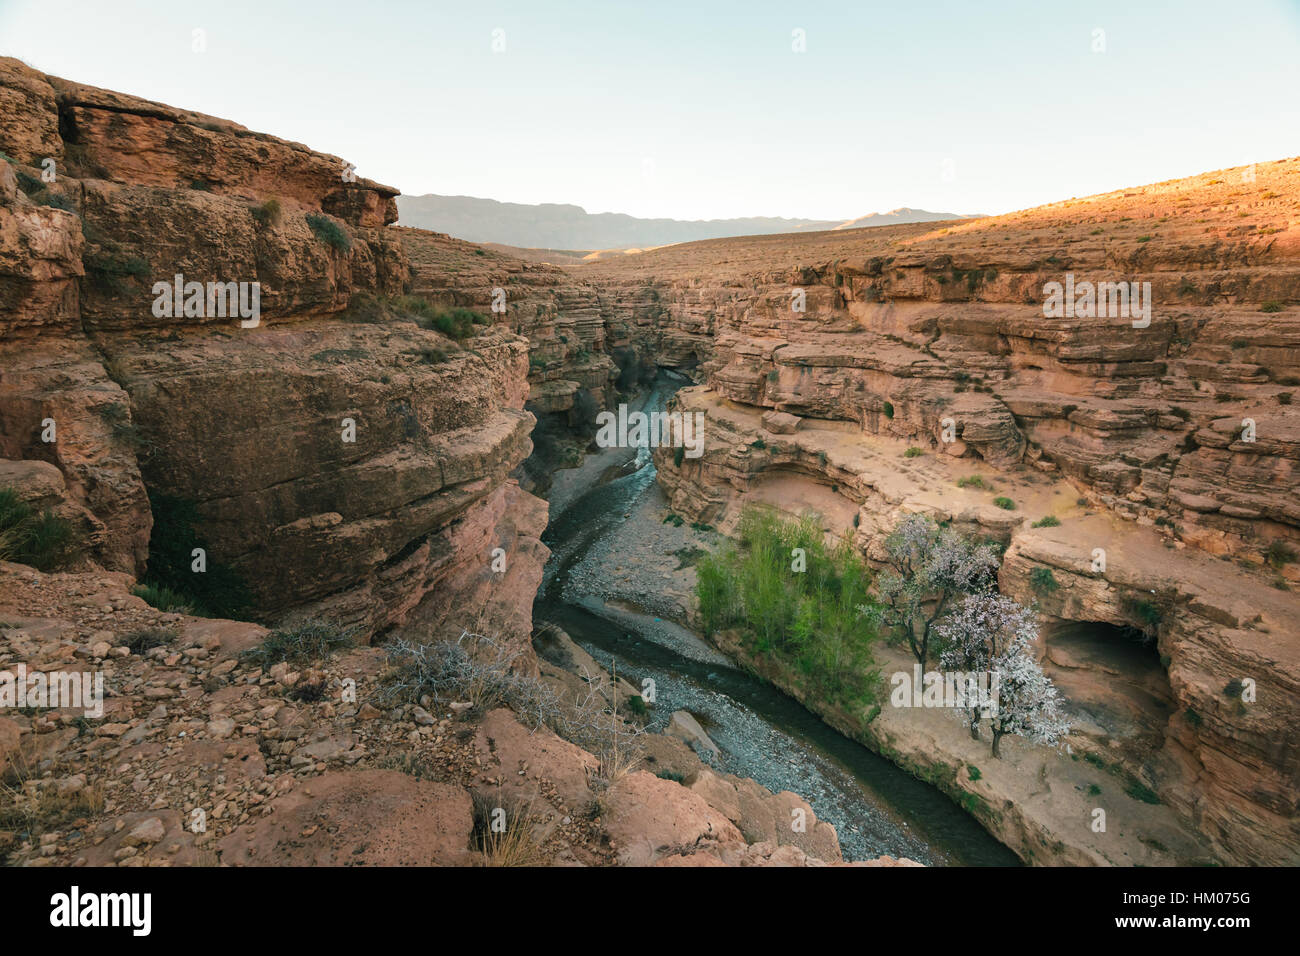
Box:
[2, 0, 1297, 220]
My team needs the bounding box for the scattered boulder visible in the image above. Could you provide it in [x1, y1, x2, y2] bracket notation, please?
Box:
[602, 770, 744, 866]
[666, 710, 720, 760]
[761, 411, 802, 434]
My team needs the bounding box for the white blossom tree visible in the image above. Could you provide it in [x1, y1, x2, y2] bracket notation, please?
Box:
[989, 648, 1070, 758]
[938, 591, 1070, 757]
[861, 514, 1000, 672]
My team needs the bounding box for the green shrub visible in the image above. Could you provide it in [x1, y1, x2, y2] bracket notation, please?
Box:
[750, 438, 767, 450]
[993, 496, 1015, 510]
[418, 346, 449, 364]
[672, 446, 685, 467]
[957, 475, 989, 489]
[967, 764, 981, 782]
[306, 213, 351, 252]
[1265, 540, 1297, 569]
[1125, 780, 1161, 805]
[243, 619, 356, 666]
[15, 169, 44, 194]
[1260, 301, 1283, 313]
[0, 489, 76, 571]
[882, 401, 894, 419]
[1031, 515, 1060, 528]
[625, 695, 648, 716]
[695, 506, 882, 709]
[84, 249, 150, 295]
[1121, 595, 1163, 635]
[422, 306, 483, 340]
[251, 198, 282, 227]
[1030, 566, 1059, 594]
[131, 583, 195, 614]
[903, 447, 923, 458]
[26, 186, 75, 211]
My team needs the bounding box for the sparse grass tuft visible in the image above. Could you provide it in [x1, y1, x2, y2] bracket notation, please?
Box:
[470, 793, 549, 867]
[0, 753, 105, 853]
[0, 489, 76, 571]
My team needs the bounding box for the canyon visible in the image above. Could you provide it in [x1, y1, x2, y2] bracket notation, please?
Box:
[0, 57, 1297, 866]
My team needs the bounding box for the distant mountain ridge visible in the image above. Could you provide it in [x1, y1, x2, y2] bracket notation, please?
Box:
[395, 193, 972, 250]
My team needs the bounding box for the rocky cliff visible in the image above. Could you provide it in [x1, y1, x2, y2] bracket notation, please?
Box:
[0, 57, 544, 647]
[570, 166, 1300, 865]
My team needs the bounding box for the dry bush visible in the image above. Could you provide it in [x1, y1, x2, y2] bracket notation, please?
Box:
[382, 629, 646, 785]
[381, 629, 565, 728]
[0, 753, 105, 855]
[565, 663, 646, 788]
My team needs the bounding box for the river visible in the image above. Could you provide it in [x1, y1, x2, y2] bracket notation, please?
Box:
[534, 373, 1019, 866]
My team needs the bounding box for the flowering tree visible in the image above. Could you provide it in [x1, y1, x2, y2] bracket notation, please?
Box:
[862, 514, 1000, 672]
[938, 592, 1070, 757]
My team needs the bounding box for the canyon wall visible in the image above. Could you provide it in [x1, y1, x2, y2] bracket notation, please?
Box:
[570, 168, 1300, 865]
[0, 57, 542, 646]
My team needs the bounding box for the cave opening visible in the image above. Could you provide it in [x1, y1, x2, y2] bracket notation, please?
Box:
[1040, 618, 1174, 747]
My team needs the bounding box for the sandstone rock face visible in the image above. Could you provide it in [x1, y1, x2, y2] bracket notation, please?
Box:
[218, 770, 474, 866]
[0, 58, 546, 645]
[580, 162, 1300, 566]
[762, 410, 801, 434]
[687, 767, 841, 863]
[602, 770, 745, 865]
[48, 67, 398, 227]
